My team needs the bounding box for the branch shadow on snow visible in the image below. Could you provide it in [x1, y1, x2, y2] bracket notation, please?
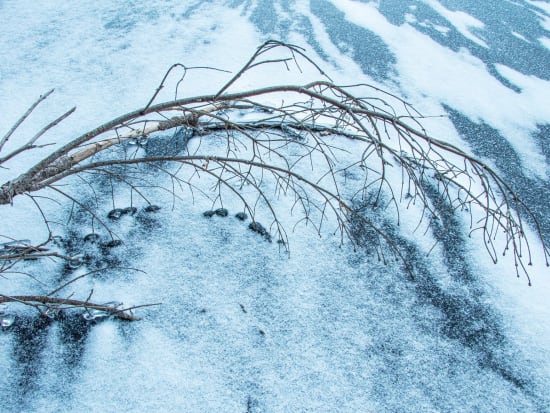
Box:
[349, 186, 548, 411]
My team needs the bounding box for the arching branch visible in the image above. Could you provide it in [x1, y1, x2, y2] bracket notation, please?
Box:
[0, 41, 547, 323]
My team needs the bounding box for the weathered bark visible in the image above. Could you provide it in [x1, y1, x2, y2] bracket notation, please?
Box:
[0, 40, 547, 321]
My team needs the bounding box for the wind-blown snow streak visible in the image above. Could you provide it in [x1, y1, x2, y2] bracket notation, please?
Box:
[421, 0, 488, 48]
[0, 1, 549, 412]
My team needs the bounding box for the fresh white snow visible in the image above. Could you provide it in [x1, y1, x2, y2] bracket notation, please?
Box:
[421, 0, 489, 48]
[1, 1, 549, 412]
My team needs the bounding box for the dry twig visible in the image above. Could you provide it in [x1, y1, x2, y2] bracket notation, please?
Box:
[0, 40, 547, 320]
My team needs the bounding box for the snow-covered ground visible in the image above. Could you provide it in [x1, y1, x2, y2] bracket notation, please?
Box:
[1, 1, 549, 412]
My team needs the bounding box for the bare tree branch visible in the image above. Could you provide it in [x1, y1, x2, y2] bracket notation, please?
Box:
[0, 40, 547, 322]
[0, 89, 55, 154]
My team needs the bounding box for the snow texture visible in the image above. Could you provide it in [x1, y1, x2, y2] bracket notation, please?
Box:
[1, 1, 549, 412]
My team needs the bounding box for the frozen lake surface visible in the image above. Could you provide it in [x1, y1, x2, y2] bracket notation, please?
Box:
[1, 1, 550, 412]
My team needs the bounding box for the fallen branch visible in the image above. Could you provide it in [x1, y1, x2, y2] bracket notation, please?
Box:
[0, 294, 157, 321]
[0, 40, 547, 323]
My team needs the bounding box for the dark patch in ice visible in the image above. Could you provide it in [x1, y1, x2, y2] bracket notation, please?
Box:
[350, 188, 548, 410]
[57, 312, 92, 367]
[144, 204, 161, 213]
[107, 208, 124, 220]
[204, 208, 232, 218]
[103, 18, 136, 32]
[310, 0, 397, 82]
[230, 0, 397, 80]
[248, 221, 272, 242]
[215, 208, 229, 217]
[245, 394, 261, 413]
[101, 239, 123, 249]
[376, 0, 550, 90]
[235, 212, 248, 221]
[108, 206, 138, 220]
[9, 316, 52, 407]
[102, 4, 159, 33]
[250, 0, 278, 34]
[144, 127, 194, 158]
[122, 206, 137, 216]
[203, 210, 216, 218]
[282, 8, 333, 65]
[83, 233, 101, 244]
[445, 105, 550, 245]
[135, 207, 162, 231]
[534, 124, 550, 168]
[180, 0, 216, 19]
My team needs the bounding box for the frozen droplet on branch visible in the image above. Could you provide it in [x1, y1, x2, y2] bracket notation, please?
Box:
[0, 305, 15, 328]
[1, 314, 15, 328]
[82, 301, 123, 322]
